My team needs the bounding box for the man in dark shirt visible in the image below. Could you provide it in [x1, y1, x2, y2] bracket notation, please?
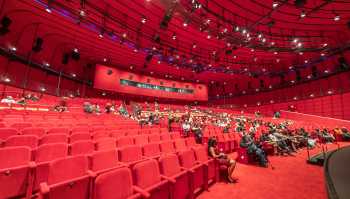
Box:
[240, 132, 268, 167]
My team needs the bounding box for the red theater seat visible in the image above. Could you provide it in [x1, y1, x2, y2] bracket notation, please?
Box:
[160, 133, 171, 141]
[38, 155, 93, 199]
[22, 127, 46, 137]
[40, 134, 68, 145]
[47, 127, 70, 135]
[116, 136, 134, 148]
[96, 138, 116, 151]
[0, 128, 19, 140]
[5, 135, 39, 149]
[70, 133, 91, 143]
[160, 141, 176, 154]
[10, 122, 32, 130]
[171, 132, 181, 140]
[142, 143, 161, 158]
[178, 150, 207, 193]
[134, 135, 149, 145]
[159, 154, 193, 199]
[192, 146, 217, 184]
[93, 167, 143, 199]
[89, 149, 123, 174]
[70, 140, 95, 155]
[185, 137, 199, 148]
[133, 159, 171, 199]
[92, 131, 110, 140]
[0, 146, 35, 199]
[71, 127, 90, 134]
[174, 139, 188, 152]
[149, 134, 161, 143]
[118, 145, 146, 166]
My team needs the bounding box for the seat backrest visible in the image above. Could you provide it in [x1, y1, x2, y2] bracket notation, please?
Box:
[70, 140, 95, 155]
[159, 154, 182, 177]
[134, 135, 149, 145]
[171, 132, 181, 139]
[178, 150, 197, 168]
[185, 137, 197, 147]
[0, 146, 31, 169]
[48, 155, 88, 184]
[133, 159, 162, 189]
[142, 143, 160, 157]
[118, 145, 142, 163]
[40, 134, 68, 145]
[0, 128, 19, 140]
[70, 133, 91, 143]
[22, 127, 46, 137]
[10, 122, 32, 130]
[71, 127, 90, 134]
[96, 138, 116, 151]
[174, 139, 187, 151]
[35, 143, 68, 163]
[192, 146, 209, 162]
[160, 133, 171, 141]
[159, 141, 175, 154]
[92, 131, 110, 140]
[116, 136, 134, 148]
[90, 150, 119, 172]
[148, 134, 160, 143]
[48, 127, 70, 135]
[125, 130, 139, 136]
[94, 167, 135, 199]
[5, 135, 39, 149]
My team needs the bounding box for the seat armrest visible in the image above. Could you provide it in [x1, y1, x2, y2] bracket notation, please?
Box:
[181, 166, 194, 173]
[161, 175, 176, 184]
[87, 170, 96, 178]
[39, 182, 50, 194]
[133, 185, 151, 198]
[28, 161, 37, 169]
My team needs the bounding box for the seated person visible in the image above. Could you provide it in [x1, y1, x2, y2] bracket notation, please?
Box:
[83, 102, 93, 113]
[340, 127, 350, 141]
[182, 121, 191, 137]
[16, 97, 26, 106]
[208, 137, 237, 183]
[240, 132, 268, 167]
[320, 128, 335, 143]
[54, 100, 67, 112]
[1, 96, 16, 105]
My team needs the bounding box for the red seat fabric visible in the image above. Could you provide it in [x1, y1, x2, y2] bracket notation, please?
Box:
[174, 139, 188, 152]
[185, 137, 199, 147]
[22, 127, 46, 137]
[71, 127, 90, 134]
[96, 138, 116, 151]
[160, 133, 171, 141]
[35, 143, 69, 163]
[70, 133, 91, 143]
[0, 146, 34, 199]
[70, 140, 95, 155]
[5, 135, 39, 149]
[148, 134, 161, 143]
[0, 128, 19, 140]
[125, 130, 139, 136]
[178, 150, 207, 193]
[40, 134, 68, 145]
[192, 146, 217, 184]
[160, 141, 176, 154]
[47, 127, 70, 135]
[10, 122, 32, 130]
[118, 145, 145, 165]
[93, 167, 141, 199]
[134, 135, 149, 145]
[159, 154, 192, 199]
[89, 149, 121, 174]
[171, 132, 181, 139]
[38, 155, 92, 199]
[142, 143, 161, 158]
[116, 136, 134, 148]
[92, 131, 110, 140]
[133, 159, 171, 199]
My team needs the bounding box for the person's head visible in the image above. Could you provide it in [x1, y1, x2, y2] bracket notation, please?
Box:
[208, 137, 217, 148]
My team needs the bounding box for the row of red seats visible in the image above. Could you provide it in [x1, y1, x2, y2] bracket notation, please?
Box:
[0, 132, 184, 150]
[0, 141, 215, 199]
[0, 127, 169, 140]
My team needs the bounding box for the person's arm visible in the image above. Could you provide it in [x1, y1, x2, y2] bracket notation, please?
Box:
[209, 147, 220, 158]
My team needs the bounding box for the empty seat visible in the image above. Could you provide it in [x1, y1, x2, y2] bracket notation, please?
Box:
[5, 135, 39, 149]
[91, 126, 105, 132]
[148, 134, 161, 143]
[178, 150, 207, 193]
[93, 167, 144, 199]
[159, 154, 192, 199]
[70, 140, 95, 155]
[125, 130, 139, 136]
[133, 159, 171, 199]
[134, 135, 149, 145]
[160, 141, 176, 154]
[174, 139, 188, 152]
[171, 132, 181, 139]
[116, 136, 134, 148]
[89, 149, 122, 174]
[0, 146, 34, 199]
[22, 127, 46, 137]
[142, 143, 161, 158]
[185, 137, 199, 148]
[160, 133, 171, 141]
[118, 145, 145, 166]
[40, 134, 68, 145]
[192, 146, 217, 184]
[70, 133, 91, 143]
[38, 155, 92, 199]
[96, 138, 116, 151]
[10, 122, 32, 130]
[71, 127, 90, 134]
[0, 128, 19, 140]
[47, 127, 70, 135]
[92, 131, 110, 140]
[35, 143, 68, 163]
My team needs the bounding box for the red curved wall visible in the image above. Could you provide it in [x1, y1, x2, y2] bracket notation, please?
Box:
[94, 65, 208, 101]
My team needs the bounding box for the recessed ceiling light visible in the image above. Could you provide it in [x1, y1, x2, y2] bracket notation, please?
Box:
[9, 46, 16, 51]
[334, 15, 340, 21]
[272, 2, 278, 8]
[3, 77, 11, 82]
[300, 11, 306, 18]
[141, 17, 147, 23]
[71, 73, 76, 77]
[45, 7, 52, 13]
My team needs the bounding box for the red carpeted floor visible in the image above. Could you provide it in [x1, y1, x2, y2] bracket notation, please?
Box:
[198, 142, 350, 199]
